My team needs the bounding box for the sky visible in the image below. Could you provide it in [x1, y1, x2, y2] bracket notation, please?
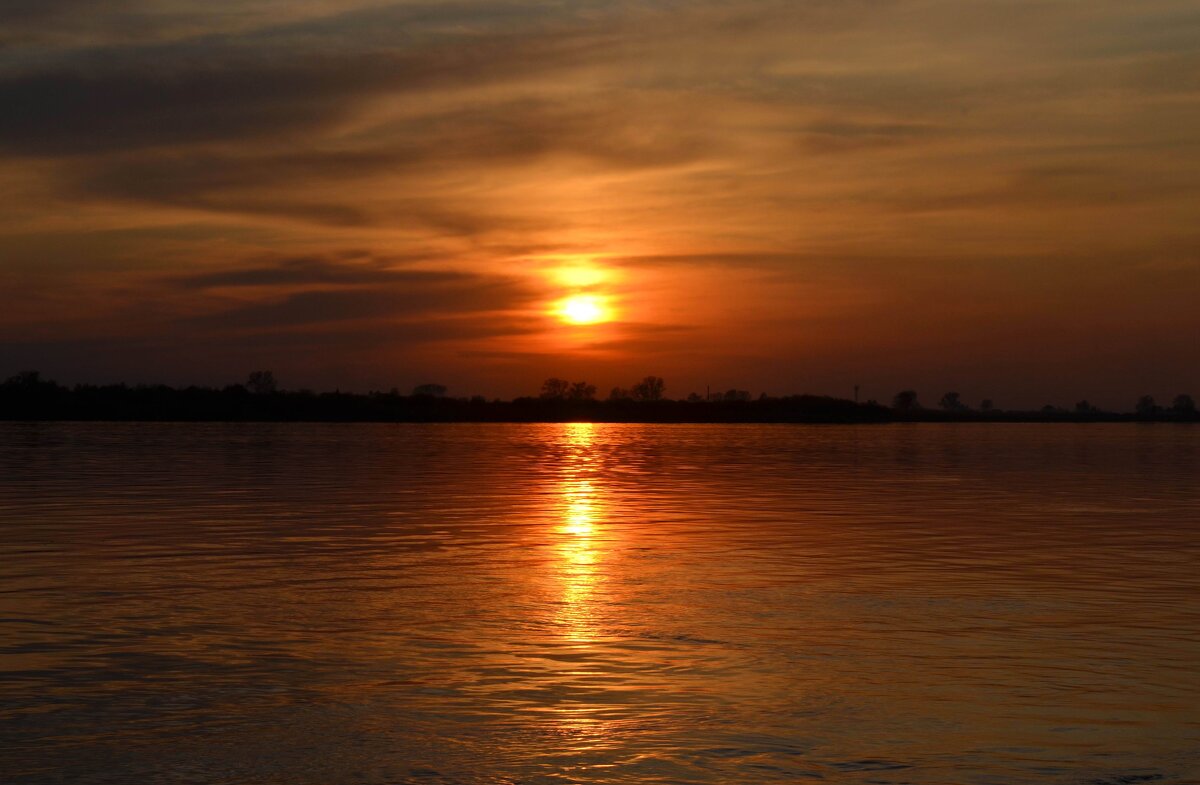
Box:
[2, 0, 1198, 408]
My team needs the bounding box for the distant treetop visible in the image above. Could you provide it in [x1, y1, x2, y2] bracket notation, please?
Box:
[412, 383, 448, 397]
[893, 390, 920, 411]
[246, 370, 277, 395]
[631, 376, 665, 401]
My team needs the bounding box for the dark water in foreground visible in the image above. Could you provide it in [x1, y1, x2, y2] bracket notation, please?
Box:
[1, 423, 1198, 784]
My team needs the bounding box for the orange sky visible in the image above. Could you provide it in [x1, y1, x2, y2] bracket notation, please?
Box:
[2, 1, 1198, 408]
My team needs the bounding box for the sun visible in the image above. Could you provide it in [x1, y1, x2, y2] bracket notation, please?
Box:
[558, 294, 609, 325]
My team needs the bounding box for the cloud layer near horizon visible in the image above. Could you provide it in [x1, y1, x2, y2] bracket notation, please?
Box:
[2, 0, 1198, 406]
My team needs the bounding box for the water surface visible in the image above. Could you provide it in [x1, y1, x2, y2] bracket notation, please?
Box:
[1, 423, 1198, 784]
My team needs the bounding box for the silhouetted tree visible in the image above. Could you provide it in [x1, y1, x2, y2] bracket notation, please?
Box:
[723, 389, 750, 402]
[1075, 400, 1097, 414]
[540, 377, 570, 399]
[246, 370, 277, 395]
[568, 381, 597, 401]
[4, 370, 45, 390]
[1135, 395, 1158, 415]
[938, 391, 966, 412]
[892, 390, 919, 411]
[686, 392, 703, 403]
[608, 386, 632, 401]
[1172, 394, 1196, 415]
[412, 383, 447, 397]
[980, 399, 994, 413]
[631, 376, 665, 401]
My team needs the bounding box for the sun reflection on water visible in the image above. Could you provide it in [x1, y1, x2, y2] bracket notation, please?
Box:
[554, 424, 605, 644]
[548, 424, 621, 750]
[556, 479, 600, 638]
[560, 480, 596, 538]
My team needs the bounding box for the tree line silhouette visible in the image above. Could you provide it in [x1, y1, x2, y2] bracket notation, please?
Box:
[1, 370, 1196, 423]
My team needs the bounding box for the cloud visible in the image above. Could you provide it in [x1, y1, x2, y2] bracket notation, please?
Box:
[0, 245, 547, 390]
[0, 1, 415, 46]
[0, 20, 611, 156]
[183, 278, 528, 332]
[160, 253, 540, 331]
[799, 120, 943, 154]
[171, 254, 432, 289]
[51, 93, 717, 230]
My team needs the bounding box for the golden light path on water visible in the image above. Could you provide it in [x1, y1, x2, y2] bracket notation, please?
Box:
[550, 423, 618, 753]
[555, 424, 601, 642]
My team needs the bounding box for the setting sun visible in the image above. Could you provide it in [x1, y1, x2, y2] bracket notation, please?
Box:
[558, 294, 609, 325]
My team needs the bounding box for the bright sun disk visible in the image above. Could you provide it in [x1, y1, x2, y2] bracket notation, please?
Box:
[559, 294, 607, 325]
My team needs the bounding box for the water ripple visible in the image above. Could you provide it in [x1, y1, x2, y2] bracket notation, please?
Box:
[1, 422, 1198, 784]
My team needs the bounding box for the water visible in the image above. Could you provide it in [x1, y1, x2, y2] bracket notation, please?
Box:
[1, 422, 1198, 784]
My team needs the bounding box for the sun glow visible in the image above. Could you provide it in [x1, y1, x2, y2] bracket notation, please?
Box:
[541, 257, 618, 327]
[552, 264, 609, 289]
[558, 294, 609, 325]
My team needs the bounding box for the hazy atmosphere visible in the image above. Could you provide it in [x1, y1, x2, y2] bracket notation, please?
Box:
[3, 0, 1198, 407]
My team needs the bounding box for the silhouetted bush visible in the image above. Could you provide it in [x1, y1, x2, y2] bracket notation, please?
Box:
[939, 392, 966, 412]
[246, 370, 278, 395]
[893, 390, 919, 412]
[569, 381, 597, 400]
[412, 383, 447, 397]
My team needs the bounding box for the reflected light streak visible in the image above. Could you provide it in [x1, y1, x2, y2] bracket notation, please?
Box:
[556, 486, 599, 640]
[549, 422, 617, 745]
[561, 479, 596, 538]
[554, 424, 603, 643]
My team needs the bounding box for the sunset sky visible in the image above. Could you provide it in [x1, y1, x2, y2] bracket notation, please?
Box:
[2, 1, 1198, 407]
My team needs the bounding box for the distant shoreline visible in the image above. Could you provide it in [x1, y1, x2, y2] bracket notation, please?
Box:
[3, 406, 1196, 425]
[3, 417, 1196, 424]
[3, 373, 1195, 424]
